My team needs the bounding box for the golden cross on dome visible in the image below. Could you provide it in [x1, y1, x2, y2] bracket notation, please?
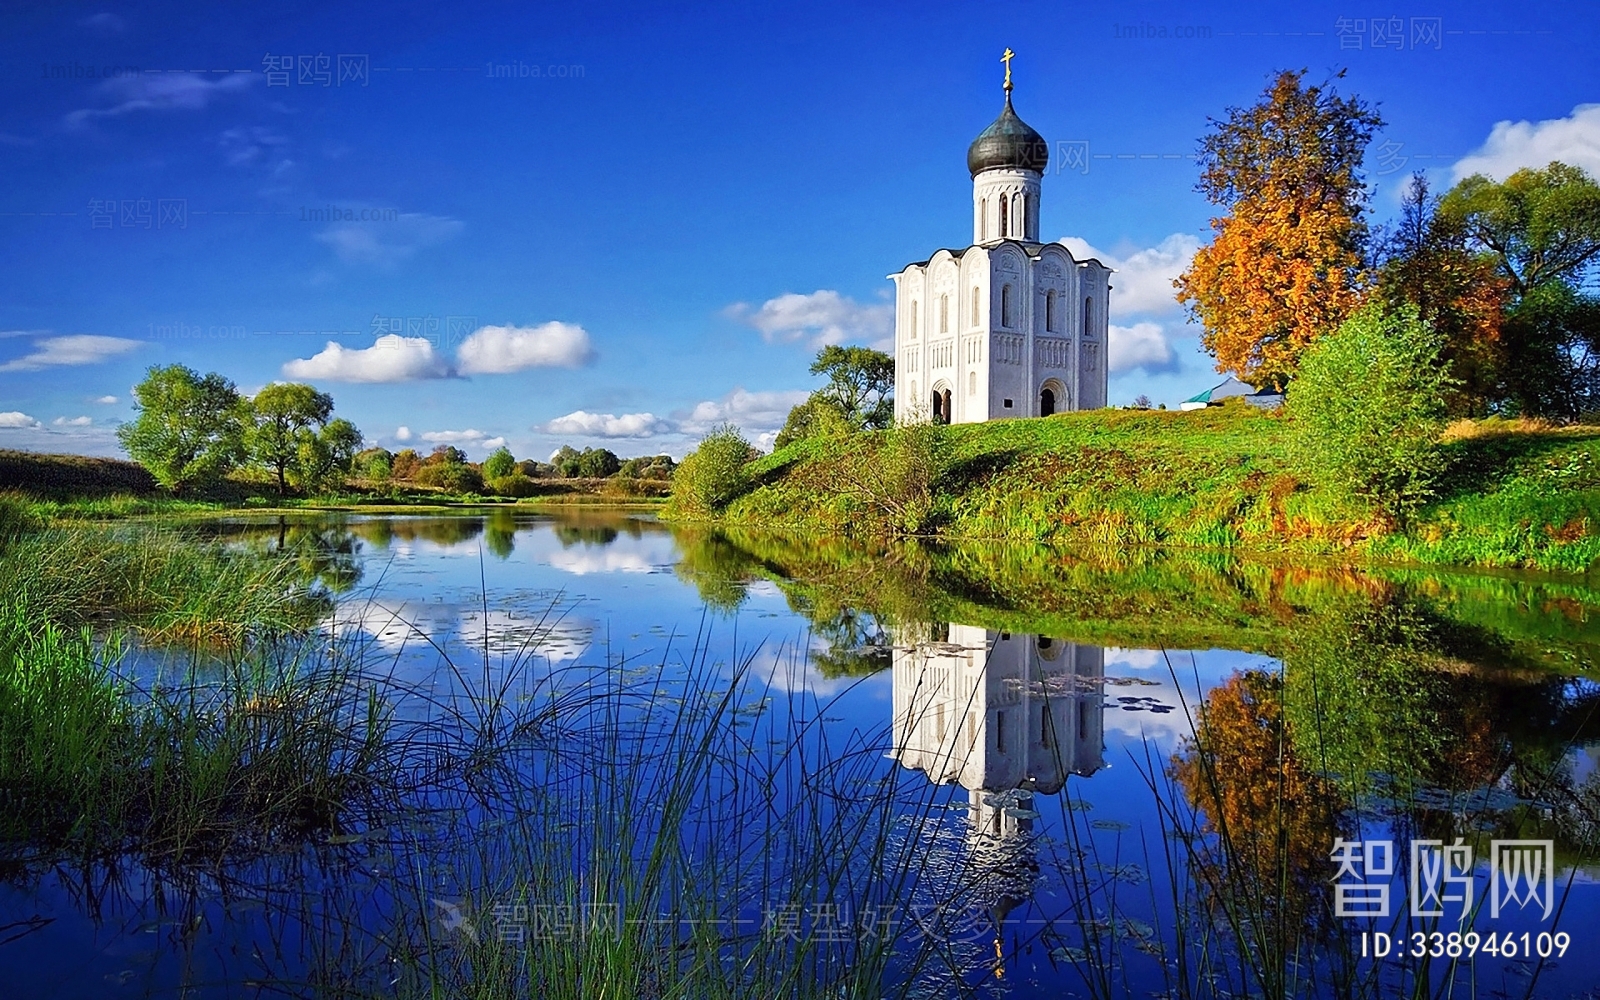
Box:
[1001, 48, 1015, 93]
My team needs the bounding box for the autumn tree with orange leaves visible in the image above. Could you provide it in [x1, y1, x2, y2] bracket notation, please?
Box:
[1176, 70, 1383, 389]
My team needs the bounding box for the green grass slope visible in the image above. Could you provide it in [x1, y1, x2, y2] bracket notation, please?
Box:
[716, 406, 1600, 572]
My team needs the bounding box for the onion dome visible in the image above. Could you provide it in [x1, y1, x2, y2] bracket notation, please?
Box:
[966, 94, 1049, 177]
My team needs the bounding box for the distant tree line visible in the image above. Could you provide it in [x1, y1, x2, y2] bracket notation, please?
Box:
[117, 363, 676, 498]
[352, 443, 676, 497]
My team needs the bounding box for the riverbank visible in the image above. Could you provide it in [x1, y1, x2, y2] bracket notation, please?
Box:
[695, 406, 1600, 573]
[0, 449, 666, 519]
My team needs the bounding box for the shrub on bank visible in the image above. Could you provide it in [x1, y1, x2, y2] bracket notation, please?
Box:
[1287, 302, 1455, 526]
[415, 462, 485, 495]
[487, 473, 541, 498]
[666, 424, 756, 517]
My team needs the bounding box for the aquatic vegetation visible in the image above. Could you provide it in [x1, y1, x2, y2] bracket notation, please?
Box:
[0, 522, 333, 645]
[0, 602, 390, 863]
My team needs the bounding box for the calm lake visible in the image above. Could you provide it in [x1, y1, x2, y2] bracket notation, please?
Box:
[5, 506, 1600, 998]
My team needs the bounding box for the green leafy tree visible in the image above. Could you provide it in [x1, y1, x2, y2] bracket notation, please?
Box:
[618, 454, 676, 480]
[1287, 302, 1456, 524]
[415, 460, 483, 494]
[249, 382, 334, 494]
[117, 364, 248, 493]
[551, 445, 582, 478]
[294, 418, 363, 493]
[774, 395, 853, 450]
[668, 424, 755, 516]
[1441, 162, 1600, 299]
[576, 447, 621, 478]
[354, 447, 393, 481]
[487, 473, 540, 497]
[810, 345, 895, 430]
[483, 446, 516, 480]
[1438, 162, 1600, 415]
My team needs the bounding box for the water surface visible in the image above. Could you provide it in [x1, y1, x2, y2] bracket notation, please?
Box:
[5, 507, 1600, 998]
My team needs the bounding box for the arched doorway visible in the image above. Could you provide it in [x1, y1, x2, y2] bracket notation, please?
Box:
[931, 382, 953, 425]
[1040, 378, 1067, 418]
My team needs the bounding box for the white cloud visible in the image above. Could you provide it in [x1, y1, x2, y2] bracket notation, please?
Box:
[395, 425, 413, 442]
[547, 549, 657, 575]
[0, 412, 41, 429]
[1109, 322, 1178, 374]
[1055, 234, 1199, 379]
[543, 410, 673, 439]
[282, 334, 452, 383]
[65, 71, 253, 127]
[1105, 648, 1170, 671]
[420, 428, 490, 444]
[457, 322, 595, 373]
[0, 334, 143, 372]
[315, 213, 463, 267]
[677, 387, 810, 437]
[1057, 234, 1199, 317]
[481, 436, 506, 449]
[53, 416, 93, 427]
[1452, 104, 1600, 182]
[726, 290, 893, 349]
[94, 395, 119, 404]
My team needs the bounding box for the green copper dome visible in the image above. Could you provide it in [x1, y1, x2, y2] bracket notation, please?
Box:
[966, 95, 1049, 177]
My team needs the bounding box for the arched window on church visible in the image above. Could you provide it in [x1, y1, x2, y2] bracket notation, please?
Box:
[971, 286, 979, 326]
[1001, 284, 1013, 328]
[1045, 289, 1056, 332]
[969, 371, 976, 394]
[1084, 296, 1093, 336]
[979, 200, 987, 241]
[1012, 193, 1022, 237]
[998, 195, 1008, 239]
[909, 300, 918, 340]
[939, 294, 949, 334]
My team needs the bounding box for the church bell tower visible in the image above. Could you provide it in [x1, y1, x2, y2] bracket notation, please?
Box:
[968, 49, 1048, 246]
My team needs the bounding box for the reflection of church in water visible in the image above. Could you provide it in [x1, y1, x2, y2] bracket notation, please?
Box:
[891, 623, 1105, 931]
[893, 625, 1104, 811]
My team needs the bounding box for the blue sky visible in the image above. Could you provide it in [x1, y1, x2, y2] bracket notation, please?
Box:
[2, 1, 1598, 460]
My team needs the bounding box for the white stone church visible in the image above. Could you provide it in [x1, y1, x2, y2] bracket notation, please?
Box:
[892, 60, 1111, 424]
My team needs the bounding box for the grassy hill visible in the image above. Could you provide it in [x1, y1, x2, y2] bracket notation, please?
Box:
[0, 449, 160, 498]
[706, 404, 1600, 573]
